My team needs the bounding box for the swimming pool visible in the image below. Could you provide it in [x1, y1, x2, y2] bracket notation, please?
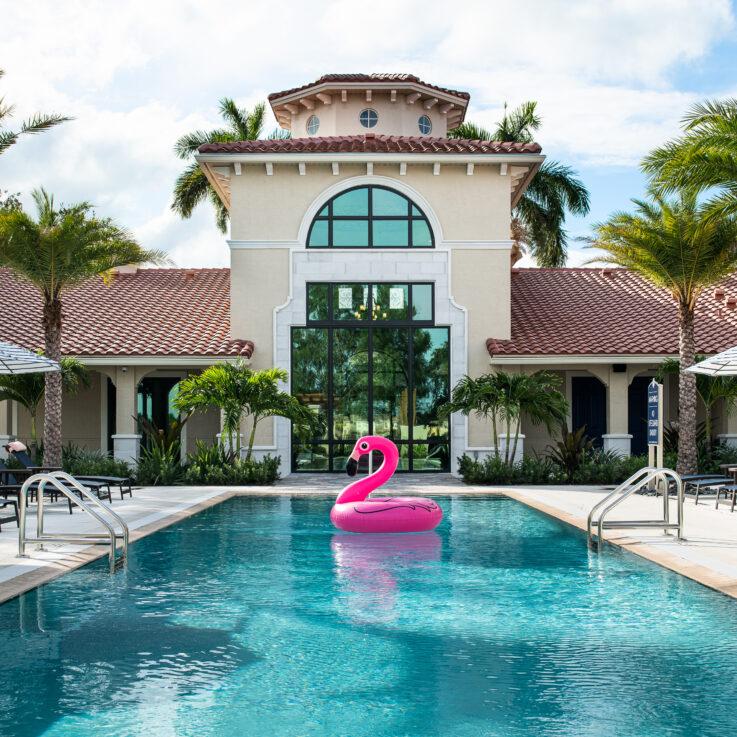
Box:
[1, 495, 736, 737]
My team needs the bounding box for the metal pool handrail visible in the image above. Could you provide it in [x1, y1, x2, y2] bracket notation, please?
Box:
[587, 467, 684, 552]
[17, 471, 129, 573]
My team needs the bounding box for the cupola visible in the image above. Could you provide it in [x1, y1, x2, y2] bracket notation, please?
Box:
[268, 74, 470, 138]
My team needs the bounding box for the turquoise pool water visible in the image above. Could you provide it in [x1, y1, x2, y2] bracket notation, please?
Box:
[1, 495, 737, 737]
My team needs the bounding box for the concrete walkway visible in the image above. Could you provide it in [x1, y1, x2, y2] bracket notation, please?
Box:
[0, 476, 736, 603]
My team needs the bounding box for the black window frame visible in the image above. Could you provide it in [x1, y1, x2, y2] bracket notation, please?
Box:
[306, 281, 435, 326]
[306, 185, 435, 249]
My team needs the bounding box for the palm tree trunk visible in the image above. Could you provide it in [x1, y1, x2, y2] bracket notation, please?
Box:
[510, 418, 521, 465]
[677, 303, 698, 475]
[504, 415, 511, 466]
[246, 417, 258, 462]
[704, 404, 712, 462]
[42, 299, 63, 467]
[491, 414, 500, 460]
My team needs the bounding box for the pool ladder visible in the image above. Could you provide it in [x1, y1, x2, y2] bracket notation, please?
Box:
[587, 467, 684, 552]
[17, 471, 129, 573]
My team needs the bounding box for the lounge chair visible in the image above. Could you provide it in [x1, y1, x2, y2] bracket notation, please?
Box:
[682, 476, 733, 505]
[9, 449, 131, 500]
[0, 462, 73, 514]
[0, 458, 112, 509]
[0, 497, 18, 531]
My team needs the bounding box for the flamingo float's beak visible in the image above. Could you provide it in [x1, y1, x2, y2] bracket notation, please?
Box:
[346, 447, 361, 477]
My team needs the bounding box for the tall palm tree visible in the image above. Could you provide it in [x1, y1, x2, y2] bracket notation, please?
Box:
[642, 99, 737, 221]
[172, 100, 290, 232]
[590, 195, 737, 475]
[0, 69, 71, 155]
[449, 102, 590, 267]
[0, 188, 166, 466]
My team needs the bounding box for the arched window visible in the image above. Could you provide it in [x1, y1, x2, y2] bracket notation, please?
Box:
[307, 186, 434, 248]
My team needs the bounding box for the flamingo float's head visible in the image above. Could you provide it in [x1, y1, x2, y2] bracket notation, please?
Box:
[346, 437, 372, 477]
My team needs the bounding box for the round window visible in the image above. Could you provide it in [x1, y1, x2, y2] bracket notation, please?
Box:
[306, 115, 319, 135]
[359, 109, 378, 128]
[418, 115, 432, 134]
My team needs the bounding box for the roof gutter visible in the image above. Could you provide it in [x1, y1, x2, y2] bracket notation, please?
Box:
[196, 152, 545, 165]
[489, 354, 676, 365]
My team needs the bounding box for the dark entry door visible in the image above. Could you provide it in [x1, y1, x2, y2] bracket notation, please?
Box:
[571, 376, 607, 446]
[628, 376, 652, 455]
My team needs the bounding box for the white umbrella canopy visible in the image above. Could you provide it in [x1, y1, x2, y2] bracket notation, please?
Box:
[0, 340, 61, 375]
[686, 346, 737, 376]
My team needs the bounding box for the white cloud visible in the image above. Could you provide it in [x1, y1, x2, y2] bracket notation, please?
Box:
[0, 0, 734, 266]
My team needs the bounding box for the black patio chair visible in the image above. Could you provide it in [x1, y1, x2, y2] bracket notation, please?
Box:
[9, 448, 130, 500]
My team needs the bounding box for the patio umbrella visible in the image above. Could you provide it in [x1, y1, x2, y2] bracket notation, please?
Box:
[686, 346, 737, 376]
[0, 340, 61, 375]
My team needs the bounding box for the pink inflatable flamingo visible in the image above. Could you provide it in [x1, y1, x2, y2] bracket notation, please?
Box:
[330, 436, 443, 533]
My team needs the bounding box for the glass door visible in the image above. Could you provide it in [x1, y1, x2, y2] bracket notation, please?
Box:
[292, 282, 450, 472]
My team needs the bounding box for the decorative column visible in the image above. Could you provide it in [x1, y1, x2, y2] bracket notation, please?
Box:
[602, 367, 632, 456]
[0, 400, 11, 457]
[111, 367, 141, 466]
[718, 405, 737, 449]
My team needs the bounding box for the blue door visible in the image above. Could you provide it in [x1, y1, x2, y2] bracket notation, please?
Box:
[571, 377, 607, 447]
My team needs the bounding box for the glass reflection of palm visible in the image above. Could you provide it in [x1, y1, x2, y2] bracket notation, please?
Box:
[331, 532, 442, 624]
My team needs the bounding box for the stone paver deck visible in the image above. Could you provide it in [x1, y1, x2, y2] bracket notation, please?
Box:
[0, 475, 736, 603]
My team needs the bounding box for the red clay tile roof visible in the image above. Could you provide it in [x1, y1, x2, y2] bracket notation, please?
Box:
[198, 134, 541, 155]
[487, 268, 737, 357]
[269, 74, 470, 102]
[0, 268, 253, 359]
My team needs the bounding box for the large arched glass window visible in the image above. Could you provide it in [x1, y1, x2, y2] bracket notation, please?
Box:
[307, 185, 434, 248]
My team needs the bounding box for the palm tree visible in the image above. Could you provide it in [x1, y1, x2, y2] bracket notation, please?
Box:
[590, 195, 737, 475]
[0, 356, 89, 460]
[657, 356, 737, 461]
[172, 100, 290, 232]
[0, 69, 71, 155]
[440, 370, 567, 465]
[174, 361, 324, 461]
[0, 188, 166, 466]
[449, 102, 590, 267]
[642, 99, 737, 221]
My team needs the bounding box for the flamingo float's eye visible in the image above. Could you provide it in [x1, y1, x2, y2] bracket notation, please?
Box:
[360, 442, 369, 451]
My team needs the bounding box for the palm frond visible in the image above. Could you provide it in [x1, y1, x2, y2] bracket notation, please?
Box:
[447, 122, 493, 140]
[171, 162, 212, 219]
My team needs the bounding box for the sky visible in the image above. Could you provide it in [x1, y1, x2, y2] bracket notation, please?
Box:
[1, 0, 736, 269]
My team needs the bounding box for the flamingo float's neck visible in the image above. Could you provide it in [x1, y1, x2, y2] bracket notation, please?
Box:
[336, 438, 398, 504]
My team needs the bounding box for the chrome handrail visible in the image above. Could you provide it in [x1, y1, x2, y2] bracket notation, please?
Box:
[17, 472, 129, 572]
[587, 467, 684, 551]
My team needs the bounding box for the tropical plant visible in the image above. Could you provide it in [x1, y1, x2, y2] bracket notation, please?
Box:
[137, 413, 190, 452]
[546, 425, 595, 482]
[449, 102, 590, 267]
[136, 444, 185, 486]
[589, 194, 737, 475]
[63, 443, 131, 479]
[172, 99, 290, 232]
[0, 356, 89, 459]
[0, 190, 21, 212]
[0, 68, 71, 155]
[174, 362, 324, 461]
[657, 357, 737, 460]
[440, 370, 568, 466]
[642, 99, 737, 221]
[184, 441, 281, 485]
[0, 188, 166, 466]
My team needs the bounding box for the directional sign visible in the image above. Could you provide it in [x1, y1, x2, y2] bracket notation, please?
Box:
[647, 379, 659, 446]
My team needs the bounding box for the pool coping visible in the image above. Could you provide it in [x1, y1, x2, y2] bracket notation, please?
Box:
[1, 486, 737, 605]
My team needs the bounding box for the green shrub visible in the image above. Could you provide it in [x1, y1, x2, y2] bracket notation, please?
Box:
[184, 442, 280, 485]
[458, 453, 561, 485]
[136, 444, 185, 486]
[457, 450, 669, 486]
[62, 443, 131, 478]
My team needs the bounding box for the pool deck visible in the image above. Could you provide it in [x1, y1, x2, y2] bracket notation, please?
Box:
[1, 475, 737, 603]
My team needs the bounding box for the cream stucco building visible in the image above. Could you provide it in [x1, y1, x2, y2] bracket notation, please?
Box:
[3, 73, 737, 474]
